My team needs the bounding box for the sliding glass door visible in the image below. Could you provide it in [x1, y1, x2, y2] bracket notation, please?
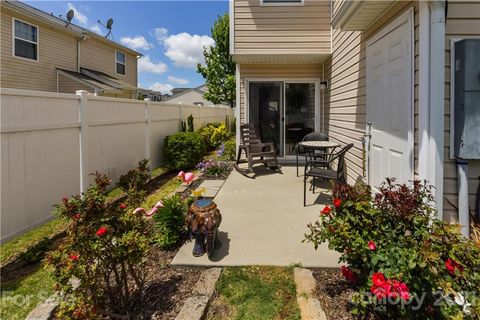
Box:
[248, 81, 318, 157]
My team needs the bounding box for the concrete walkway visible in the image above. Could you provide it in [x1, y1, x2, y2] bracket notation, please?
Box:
[171, 165, 340, 268]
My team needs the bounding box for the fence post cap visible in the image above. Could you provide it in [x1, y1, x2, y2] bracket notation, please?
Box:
[143, 98, 151, 102]
[75, 90, 89, 95]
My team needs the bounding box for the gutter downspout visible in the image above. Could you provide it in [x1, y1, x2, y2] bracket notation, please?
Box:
[457, 159, 470, 237]
[429, 0, 446, 219]
[77, 35, 88, 73]
[420, 1, 446, 218]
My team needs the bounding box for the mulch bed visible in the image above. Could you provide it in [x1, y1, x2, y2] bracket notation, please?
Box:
[311, 268, 356, 320]
[125, 245, 203, 320]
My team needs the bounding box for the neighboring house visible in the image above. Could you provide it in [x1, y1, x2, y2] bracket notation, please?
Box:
[0, 0, 141, 98]
[164, 84, 227, 107]
[137, 88, 166, 102]
[231, 0, 480, 228]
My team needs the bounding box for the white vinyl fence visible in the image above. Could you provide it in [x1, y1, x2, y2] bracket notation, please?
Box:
[0, 88, 234, 242]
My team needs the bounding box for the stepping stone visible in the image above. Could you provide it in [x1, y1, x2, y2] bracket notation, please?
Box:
[294, 268, 327, 320]
[194, 180, 225, 198]
[175, 185, 188, 193]
[175, 268, 222, 320]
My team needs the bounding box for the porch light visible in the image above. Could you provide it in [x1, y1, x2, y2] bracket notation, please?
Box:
[320, 81, 328, 90]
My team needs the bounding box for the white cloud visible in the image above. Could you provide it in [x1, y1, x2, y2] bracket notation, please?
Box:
[138, 56, 167, 74]
[120, 36, 153, 51]
[164, 33, 214, 69]
[167, 76, 189, 85]
[67, 3, 88, 26]
[154, 28, 169, 43]
[89, 24, 101, 34]
[149, 82, 173, 95]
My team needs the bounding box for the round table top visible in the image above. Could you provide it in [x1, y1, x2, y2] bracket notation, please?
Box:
[299, 141, 341, 149]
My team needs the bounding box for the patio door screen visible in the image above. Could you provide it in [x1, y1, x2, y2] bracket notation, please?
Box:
[248, 81, 317, 157]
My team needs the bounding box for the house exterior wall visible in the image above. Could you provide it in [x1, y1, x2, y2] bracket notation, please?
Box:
[325, 1, 416, 188]
[233, 0, 331, 55]
[443, 1, 480, 222]
[238, 63, 323, 125]
[80, 38, 138, 87]
[0, 9, 78, 92]
[166, 90, 217, 106]
[0, 4, 138, 94]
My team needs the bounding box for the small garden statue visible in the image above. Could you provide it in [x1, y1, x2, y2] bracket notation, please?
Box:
[186, 198, 222, 257]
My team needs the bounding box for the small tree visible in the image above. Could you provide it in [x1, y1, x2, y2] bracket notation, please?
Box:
[197, 13, 235, 107]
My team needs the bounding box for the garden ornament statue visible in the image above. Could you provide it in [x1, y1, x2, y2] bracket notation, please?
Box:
[133, 201, 163, 219]
[186, 198, 222, 257]
[178, 171, 196, 185]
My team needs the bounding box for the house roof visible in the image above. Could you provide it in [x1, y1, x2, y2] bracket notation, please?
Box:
[3, 0, 142, 57]
[57, 68, 137, 94]
[164, 84, 207, 102]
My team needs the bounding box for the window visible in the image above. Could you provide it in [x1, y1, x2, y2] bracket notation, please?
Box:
[261, 0, 304, 5]
[13, 19, 38, 60]
[116, 51, 126, 75]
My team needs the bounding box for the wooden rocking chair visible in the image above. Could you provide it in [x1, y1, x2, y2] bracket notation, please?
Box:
[237, 123, 279, 172]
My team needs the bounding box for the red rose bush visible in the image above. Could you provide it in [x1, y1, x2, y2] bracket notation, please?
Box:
[45, 172, 153, 319]
[305, 179, 480, 319]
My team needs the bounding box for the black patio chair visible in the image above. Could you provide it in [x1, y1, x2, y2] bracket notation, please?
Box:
[294, 132, 329, 177]
[303, 143, 353, 206]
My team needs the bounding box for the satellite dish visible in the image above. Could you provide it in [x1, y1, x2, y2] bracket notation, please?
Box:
[65, 9, 74, 27]
[98, 18, 114, 39]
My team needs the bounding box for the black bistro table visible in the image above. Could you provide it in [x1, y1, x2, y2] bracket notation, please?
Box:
[298, 140, 341, 163]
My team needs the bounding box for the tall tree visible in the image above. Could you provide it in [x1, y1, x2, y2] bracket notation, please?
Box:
[197, 13, 235, 107]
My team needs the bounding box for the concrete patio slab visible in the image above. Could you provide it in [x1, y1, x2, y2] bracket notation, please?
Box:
[194, 179, 225, 198]
[171, 165, 340, 268]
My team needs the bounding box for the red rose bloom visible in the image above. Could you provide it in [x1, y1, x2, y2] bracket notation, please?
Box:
[341, 266, 358, 283]
[368, 240, 377, 251]
[119, 203, 127, 209]
[95, 226, 108, 237]
[333, 198, 342, 208]
[445, 258, 463, 276]
[372, 272, 386, 287]
[321, 205, 331, 215]
[69, 254, 79, 261]
[73, 213, 81, 220]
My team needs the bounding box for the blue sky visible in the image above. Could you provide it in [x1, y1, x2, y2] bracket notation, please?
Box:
[26, 1, 229, 93]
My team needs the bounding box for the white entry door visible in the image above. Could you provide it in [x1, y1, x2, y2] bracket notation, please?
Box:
[366, 10, 414, 188]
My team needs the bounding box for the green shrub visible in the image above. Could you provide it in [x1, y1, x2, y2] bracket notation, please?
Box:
[211, 123, 231, 149]
[305, 179, 480, 319]
[163, 132, 205, 170]
[198, 122, 223, 151]
[152, 194, 187, 248]
[187, 114, 194, 132]
[45, 173, 152, 319]
[117, 159, 150, 207]
[220, 139, 236, 161]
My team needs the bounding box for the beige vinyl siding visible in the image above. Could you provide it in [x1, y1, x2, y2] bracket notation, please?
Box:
[1, 10, 77, 92]
[239, 63, 323, 125]
[57, 74, 94, 94]
[332, 0, 345, 18]
[233, 0, 331, 54]
[442, 1, 480, 222]
[325, 1, 416, 187]
[80, 39, 137, 87]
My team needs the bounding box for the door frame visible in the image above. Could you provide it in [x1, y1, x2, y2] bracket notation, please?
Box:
[365, 8, 415, 185]
[245, 78, 321, 157]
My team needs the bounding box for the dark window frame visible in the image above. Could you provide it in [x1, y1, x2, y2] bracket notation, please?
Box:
[13, 18, 38, 61]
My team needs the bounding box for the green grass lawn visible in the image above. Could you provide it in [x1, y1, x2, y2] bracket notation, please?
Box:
[207, 266, 301, 320]
[0, 266, 56, 320]
[0, 166, 176, 319]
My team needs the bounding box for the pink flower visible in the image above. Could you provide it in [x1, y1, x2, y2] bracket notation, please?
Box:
[321, 205, 331, 215]
[368, 240, 377, 251]
[73, 213, 81, 220]
[119, 203, 127, 209]
[62, 196, 68, 202]
[95, 226, 108, 237]
[333, 198, 342, 208]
